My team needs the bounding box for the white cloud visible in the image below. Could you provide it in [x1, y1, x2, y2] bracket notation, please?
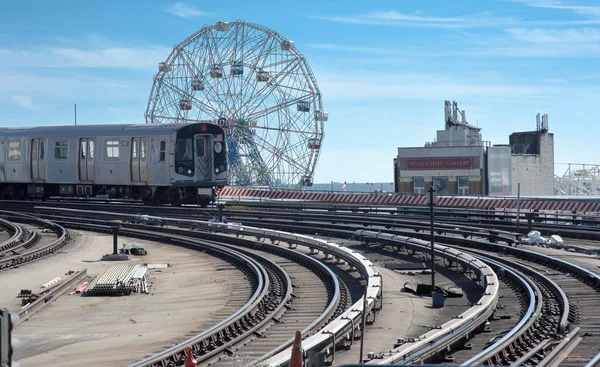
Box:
[506, 28, 600, 43]
[512, 0, 600, 17]
[0, 45, 171, 70]
[166, 2, 210, 18]
[313, 10, 517, 28]
[11, 95, 38, 110]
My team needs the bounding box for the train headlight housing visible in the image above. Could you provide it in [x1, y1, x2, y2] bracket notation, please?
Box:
[220, 165, 225, 172]
[215, 167, 220, 173]
[187, 169, 192, 175]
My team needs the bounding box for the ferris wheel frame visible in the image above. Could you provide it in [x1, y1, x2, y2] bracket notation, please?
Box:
[145, 20, 328, 189]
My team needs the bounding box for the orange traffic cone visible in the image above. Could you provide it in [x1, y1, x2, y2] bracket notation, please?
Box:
[185, 346, 197, 367]
[289, 330, 303, 367]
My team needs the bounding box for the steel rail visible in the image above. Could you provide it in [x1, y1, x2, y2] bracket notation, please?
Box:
[17, 269, 88, 324]
[585, 351, 600, 367]
[0, 216, 25, 253]
[0, 211, 68, 270]
[355, 231, 498, 365]
[24, 206, 377, 366]
[460, 255, 540, 366]
[458, 246, 570, 334]
[27, 212, 342, 367]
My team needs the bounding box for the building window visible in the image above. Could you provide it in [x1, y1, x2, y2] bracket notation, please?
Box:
[458, 177, 470, 195]
[106, 140, 120, 159]
[432, 177, 449, 195]
[413, 177, 425, 194]
[8, 140, 22, 160]
[54, 141, 68, 159]
[159, 141, 166, 162]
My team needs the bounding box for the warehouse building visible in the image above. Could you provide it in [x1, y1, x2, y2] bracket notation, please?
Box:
[393, 101, 554, 196]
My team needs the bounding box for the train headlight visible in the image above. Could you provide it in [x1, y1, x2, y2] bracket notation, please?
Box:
[215, 167, 220, 173]
[220, 165, 225, 172]
[187, 169, 192, 175]
[178, 167, 183, 173]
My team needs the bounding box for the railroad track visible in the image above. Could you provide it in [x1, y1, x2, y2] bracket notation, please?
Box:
[3, 206, 384, 366]
[1, 209, 352, 366]
[4, 202, 600, 366]
[0, 211, 68, 271]
[457, 245, 600, 367]
[5, 198, 600, 242]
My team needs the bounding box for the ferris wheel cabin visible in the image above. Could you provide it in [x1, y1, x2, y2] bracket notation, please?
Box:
[281, 40, 295, 51]
[231, 62, 244, 76]
[300, 176, 313, 187]
[308, 138, 321, 150]
[191, 80, 204, 91]
[158, 62, 171, 73]
[210, 66, 224, 78]
[256, 70, 269, 82]
[179, 99, 192, 111]
[215, 21, 231, 32]
[316, 110, 329, 121]
[297, 101, 311, 112]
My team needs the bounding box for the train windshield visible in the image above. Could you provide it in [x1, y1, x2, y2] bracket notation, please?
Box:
[176, 138, 193, 161]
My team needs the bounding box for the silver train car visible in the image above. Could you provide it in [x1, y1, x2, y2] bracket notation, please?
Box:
[0, 122, 228, 206]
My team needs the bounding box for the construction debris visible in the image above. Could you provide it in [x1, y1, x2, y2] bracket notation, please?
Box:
[41, 277, 61, 289]
[85, 264, 149, 297]
[146, 263, 170, 269]
[120, 243, 147, 256]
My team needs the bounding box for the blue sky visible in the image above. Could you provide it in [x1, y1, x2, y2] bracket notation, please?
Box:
[1, 0, 599, 183]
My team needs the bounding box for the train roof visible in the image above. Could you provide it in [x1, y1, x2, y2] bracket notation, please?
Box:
[0, 123, 217, 138]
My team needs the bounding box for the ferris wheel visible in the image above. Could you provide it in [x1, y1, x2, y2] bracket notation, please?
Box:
[145, 20, 328, 188]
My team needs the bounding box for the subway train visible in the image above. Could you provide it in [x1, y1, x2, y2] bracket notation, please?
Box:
[0, 122, 228, 207]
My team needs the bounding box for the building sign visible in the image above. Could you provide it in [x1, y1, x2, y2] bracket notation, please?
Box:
[405, 157, 473, 171]
[487, 146, 512, 196]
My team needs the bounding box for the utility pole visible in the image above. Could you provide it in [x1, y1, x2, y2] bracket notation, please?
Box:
[517, 183, 521, 235]
[427, 186, 437, 291]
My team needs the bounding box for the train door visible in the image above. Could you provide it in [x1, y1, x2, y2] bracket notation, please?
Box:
[194, 134, 212, 181]
[30, 138, 46, 181]
[131, 137, 148, 183]
[78, 138, 95, 181]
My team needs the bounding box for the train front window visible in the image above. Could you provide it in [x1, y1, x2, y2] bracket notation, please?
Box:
[195, 137, 205, 158]
[176, 138, 193, 161]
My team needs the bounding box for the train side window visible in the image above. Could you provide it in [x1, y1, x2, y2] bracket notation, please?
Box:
[40, 140, 45, 160]
[80, 140, 87, 160]
[8, 140, 21, 160]
[141, 138, 147, 160]
[106, 140, 120, 159]
[132, 139, 138, 159]
[159, 141, 166, 162]
[54, 140, 68, 160]
[88, 140, 94, 159]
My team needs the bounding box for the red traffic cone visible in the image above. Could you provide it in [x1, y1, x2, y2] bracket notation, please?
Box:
[289, 330, 303, 367]
[185, 346, 197, 367]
